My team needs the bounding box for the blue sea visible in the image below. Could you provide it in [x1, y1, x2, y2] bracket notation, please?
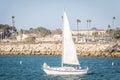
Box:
[0, 55, 120, 80]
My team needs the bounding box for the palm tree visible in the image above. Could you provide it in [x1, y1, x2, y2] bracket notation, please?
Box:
[108, 24, 111, 29]
[107, 25, 111, 36]
[86, 20, 92, 29]
[76, 19, 81, 37]
[89, 20, 92, 29]
[77, 19, 81, 31]
[20, 29, 23, 41]
[112, 16, 116, 29]
[86, 20, 89, 29]
[12, 16, 15, 19]
[12, 16, 15, 32]
[12, 16, 15, 26]
[112, 16, 116, 40]
[86, 20, 92, 37]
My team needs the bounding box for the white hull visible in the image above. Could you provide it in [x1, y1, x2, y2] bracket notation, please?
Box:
[43, 63, 88, 75]
[43, 68, 88, 75]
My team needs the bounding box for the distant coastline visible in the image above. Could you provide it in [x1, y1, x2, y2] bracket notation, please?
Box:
[0, 42, 120, 57]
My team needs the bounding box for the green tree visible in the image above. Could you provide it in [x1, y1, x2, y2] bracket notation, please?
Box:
[52, 28, 62, 35]
[37, 27, 51, 37]
[92, 32, 98, 37]
[113, 28, 120, 39]
[91, 27, 97, 30]
[106, 24, 114, 37]
[25, 37, 35, 43]
[19, 27, 51, 37]
[29, 28, 33, 33]
[0, 24, 13, 38]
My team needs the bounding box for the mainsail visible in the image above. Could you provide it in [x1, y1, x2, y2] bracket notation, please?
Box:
[43, 10, 88, 75]
[62, 11, 79, 65]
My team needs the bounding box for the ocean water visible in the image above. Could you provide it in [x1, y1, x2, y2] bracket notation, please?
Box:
[0, 55, 120, 80]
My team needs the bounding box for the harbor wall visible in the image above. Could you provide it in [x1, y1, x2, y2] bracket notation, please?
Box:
[0, 42, 120, 57]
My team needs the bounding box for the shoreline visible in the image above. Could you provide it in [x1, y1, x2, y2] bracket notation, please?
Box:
[0, 51, 120, 57]
[0, 42, 120, 57]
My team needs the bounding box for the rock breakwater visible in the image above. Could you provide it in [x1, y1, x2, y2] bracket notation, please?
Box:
[0, 43, 120, 57]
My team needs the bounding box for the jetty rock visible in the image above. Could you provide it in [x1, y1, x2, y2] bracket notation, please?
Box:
[0, 42, 120, 57]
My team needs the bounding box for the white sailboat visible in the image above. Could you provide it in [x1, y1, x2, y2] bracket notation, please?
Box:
[43, 10, 89, 75]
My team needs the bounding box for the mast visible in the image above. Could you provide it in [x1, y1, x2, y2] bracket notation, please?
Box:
[61, 9, 64, 67]
[62, 10, 79, 66]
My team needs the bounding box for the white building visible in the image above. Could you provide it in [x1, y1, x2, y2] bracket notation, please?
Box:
[17, 33, 37, 41]
[72, 29, 106, 43]
[71, 29, 106, 36]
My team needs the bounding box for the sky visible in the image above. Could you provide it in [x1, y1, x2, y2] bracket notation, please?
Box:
[0, 0, 120, 30]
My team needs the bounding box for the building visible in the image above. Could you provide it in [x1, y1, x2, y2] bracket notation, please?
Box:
[72, 29, 106, 43]
[71, 29, 106, 36]
[17, 33, 38, 41]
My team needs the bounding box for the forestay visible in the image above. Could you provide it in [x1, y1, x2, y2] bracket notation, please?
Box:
[62, 11, 79, 65]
